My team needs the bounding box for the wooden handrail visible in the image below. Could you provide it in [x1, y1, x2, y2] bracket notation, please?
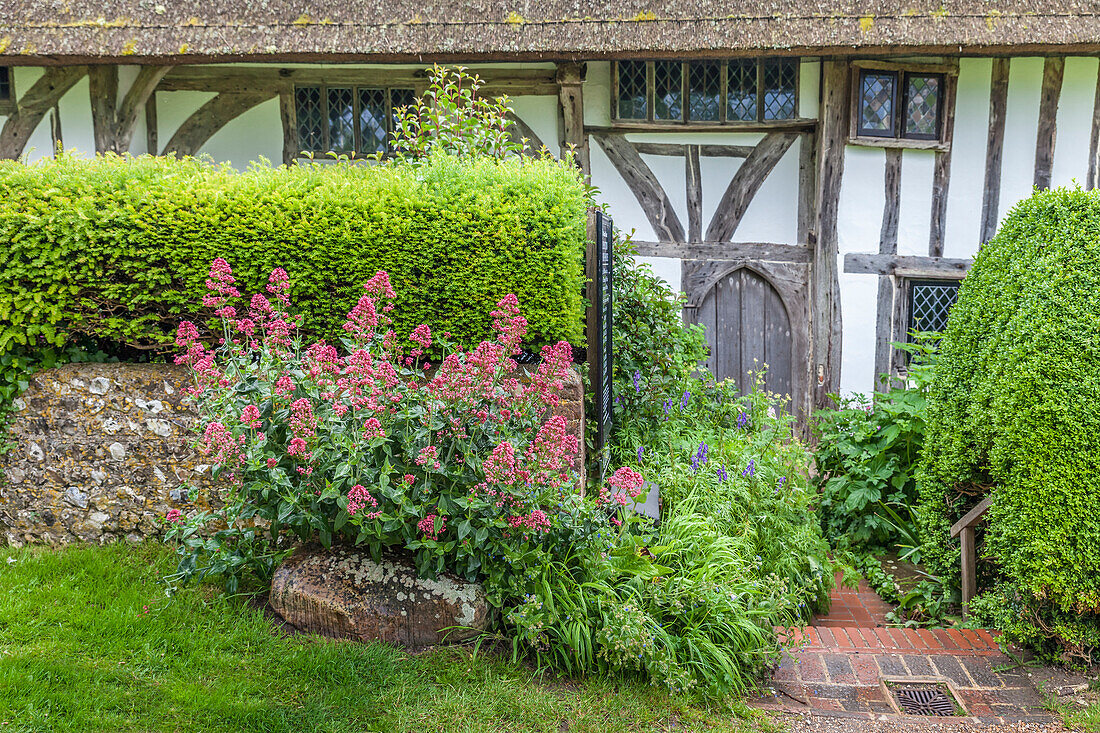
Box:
[949, 495, 994, 618]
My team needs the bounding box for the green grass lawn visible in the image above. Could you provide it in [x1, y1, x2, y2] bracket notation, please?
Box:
[0, 543, 779, 733]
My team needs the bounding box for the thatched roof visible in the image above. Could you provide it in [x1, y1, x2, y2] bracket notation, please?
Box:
[2, 1, 1100, 62]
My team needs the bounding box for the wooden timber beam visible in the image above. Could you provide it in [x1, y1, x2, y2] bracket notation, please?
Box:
[929, 72, 958, 257]
[686, 145, 703, 242]
[591, 133, 685, 242]
[89, 65, 173, 154]
[162, 91, 278, 157]
[981, 58, 1010, 243]
[950, 495, 994, 619]
[1034, 57, 1065, 191]
[633, 142, 754, 157]
[632, 240, 811, 262]
[811, 60, 848, 409]
[158, 66, 557, 97]
[0, 66, 86, 160]
[706, 132, 798, 243]
[874, 148, 903, 393]
[844, 253, 971, 277]
[556, 62, 588, 173]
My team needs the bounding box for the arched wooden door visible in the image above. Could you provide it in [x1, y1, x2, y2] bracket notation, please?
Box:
[695, 268, 793, 399]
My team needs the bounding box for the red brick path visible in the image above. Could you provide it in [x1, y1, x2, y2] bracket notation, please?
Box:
[756, 573, 1052, 725]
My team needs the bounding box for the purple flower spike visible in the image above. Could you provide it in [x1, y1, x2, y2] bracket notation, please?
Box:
[742, 459, 755, 477]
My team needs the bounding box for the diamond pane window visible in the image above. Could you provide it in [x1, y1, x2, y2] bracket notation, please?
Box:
[653, 61, 682, 121]
[295, 87, 324, 153]
[858, 71, 896, 137]
[617, 60, 648, 120]
[326, 87, 355, 152]
[727, 59, 757, 121]
[908, 280, 960, 335]
[904, 74, 941, 139]
[687, 61, 721, 121]
[762, 59, 797, 120]
[0, 68, 10, 101]
[358, 88, 387, 154]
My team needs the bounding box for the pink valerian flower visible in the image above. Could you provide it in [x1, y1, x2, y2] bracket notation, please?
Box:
[418, 514, 446, 540]
[364, 271, 396, 300]
[165, 508, 184, 524]
[266, 319, 292, 349]
[249, 293, 274, 323]
[507, 509, 551, 533]
[343, 294, 379, 342]
[603, 466, 646, 506]
[482, 441, 523, 486]
[175, 321, 199, 349]
[415, 445, 438, 466]
[490, 294, 527, 355]
[361, 417, 385, 440]
[347, 484, 381, 519]
[274, 374, 295, 397]
[266, 457, 278, 468]
[289, 398, 317, 439]
[525, 341, 573, 408]
[525, 415, 579, 484]
[234, 318, 257, 341]
[305, 342, 340, 379]
[203, 258, 240, 308]
[240, 404, 261, 429]
[199, 421, 245, 466]
[267, 267, 292, 309]
[410, 324, 432, 349]
[403, 474, 416, 485]
[287, 437, 310, 460]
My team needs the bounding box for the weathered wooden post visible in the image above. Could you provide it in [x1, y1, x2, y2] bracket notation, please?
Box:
[949, 495, 994, 618]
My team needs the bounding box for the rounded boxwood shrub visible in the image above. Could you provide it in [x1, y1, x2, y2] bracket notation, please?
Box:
[918, 186, 1100, 660]
[0, 152, 588, 357]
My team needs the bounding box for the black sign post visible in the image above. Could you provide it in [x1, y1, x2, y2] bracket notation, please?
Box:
[586, 209, 614, 478]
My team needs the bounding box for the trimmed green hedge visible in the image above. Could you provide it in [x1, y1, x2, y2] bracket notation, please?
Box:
[0, 153, 589, 355]
[918, 187, 1100, 659]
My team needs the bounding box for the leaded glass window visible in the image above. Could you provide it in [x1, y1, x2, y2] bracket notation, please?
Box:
[858, 71, 896, 137]
[0, 68, 10, 102]
[908, 280, 959, 335]
[905, 74, 941, 139]
[856, 68, 945, 142]
[687, 61, 721, 121]
[295, 87, 324, 153]
[727, 60, 757, 121]
[327, 87, 355, 152]
[295, 85, 416, 156]
[614, 59, 799, 124]
[617, 60, 648, 120]
[653, 61, 682, 121]
[762, 59, 797, 120]
[358, 88, 387, 154]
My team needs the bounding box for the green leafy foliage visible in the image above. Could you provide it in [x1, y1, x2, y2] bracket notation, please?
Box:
[812, 340, 935, 549]
[919, 186, 1100, 663]
[0, 151, 588, 358]
[609, 234, 708, 424]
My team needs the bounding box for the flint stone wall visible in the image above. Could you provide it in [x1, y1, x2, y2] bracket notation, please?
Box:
[1, 362, 585, 546]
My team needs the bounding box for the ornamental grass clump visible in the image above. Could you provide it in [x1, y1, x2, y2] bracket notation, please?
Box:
[166, 258, 586, 601]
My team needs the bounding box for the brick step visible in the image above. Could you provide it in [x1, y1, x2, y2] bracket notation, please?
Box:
[779, 626, 1002, 655]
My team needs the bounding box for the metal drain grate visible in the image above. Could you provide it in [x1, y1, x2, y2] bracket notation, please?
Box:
[893, 684, 958, 716]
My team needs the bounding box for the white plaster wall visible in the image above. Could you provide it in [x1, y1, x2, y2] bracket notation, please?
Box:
[837, 146, 888, 395]
[998, 57, 1045, 221]
[942, 58, 993, 259]
[895, 149, 935, 256]
[1051, 56, 1098, 190]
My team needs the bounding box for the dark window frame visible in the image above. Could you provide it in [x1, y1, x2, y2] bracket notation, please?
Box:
[855, 68, 944, 141]
[849, 60, 957, 151]
[611, 58, 800, 126]
[906, 278, 961, 338]
[293, 84, 416, 158]
[0, 67, 14, 115]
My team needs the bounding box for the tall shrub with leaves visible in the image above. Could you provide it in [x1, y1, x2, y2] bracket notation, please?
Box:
[920, 187, 1100, 664]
